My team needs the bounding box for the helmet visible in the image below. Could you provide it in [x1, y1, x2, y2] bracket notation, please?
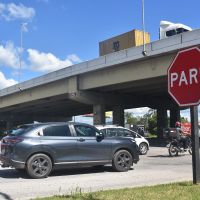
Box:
[175, 121, 181, 128]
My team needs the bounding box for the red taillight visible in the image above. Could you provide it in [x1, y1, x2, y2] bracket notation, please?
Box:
[3, 137, 23, 144]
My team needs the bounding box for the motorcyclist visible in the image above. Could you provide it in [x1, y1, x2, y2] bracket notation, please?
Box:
[175, 121, 190, 150]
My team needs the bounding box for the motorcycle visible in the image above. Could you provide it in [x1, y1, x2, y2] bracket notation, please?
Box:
[167, 136, 192, 157]
[163, 127, 192, 157]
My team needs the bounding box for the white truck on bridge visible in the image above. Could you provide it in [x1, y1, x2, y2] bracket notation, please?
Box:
[160, 20, 192, 39]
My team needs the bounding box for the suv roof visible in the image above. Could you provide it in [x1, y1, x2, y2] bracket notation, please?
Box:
[21, 122, 94, 126]
[13, 122, 97, 130]
[96, 125, 142, 135]
[95, 125, 123, 130]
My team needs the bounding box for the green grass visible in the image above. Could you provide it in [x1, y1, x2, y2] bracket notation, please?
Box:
[35, 182, 200, 200]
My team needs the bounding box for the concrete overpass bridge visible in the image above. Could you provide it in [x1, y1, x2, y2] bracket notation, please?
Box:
[0, 29, 200, 136]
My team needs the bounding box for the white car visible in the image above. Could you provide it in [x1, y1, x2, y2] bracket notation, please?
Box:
[96, 125, 149, 155]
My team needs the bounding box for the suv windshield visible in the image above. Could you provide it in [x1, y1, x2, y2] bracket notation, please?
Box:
[8, 125, 35, 136]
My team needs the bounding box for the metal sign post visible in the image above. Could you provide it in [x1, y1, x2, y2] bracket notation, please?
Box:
[190, 106, 200, 184]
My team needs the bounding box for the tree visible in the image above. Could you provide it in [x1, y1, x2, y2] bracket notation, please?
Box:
[124, 112, 138, 125]
[148, 112, 157, 134]
[180, 117, 189, 123]
[142, 109, 157, 134]
[125, 109, 157, 134]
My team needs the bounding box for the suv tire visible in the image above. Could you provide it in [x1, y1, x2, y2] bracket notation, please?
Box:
[26, 153, 52, 179]
[139, 142, 148, 155]
[112, 150, 133, 172]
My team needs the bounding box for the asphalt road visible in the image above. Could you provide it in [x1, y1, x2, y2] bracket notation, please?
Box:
[0, 147, 192, 200]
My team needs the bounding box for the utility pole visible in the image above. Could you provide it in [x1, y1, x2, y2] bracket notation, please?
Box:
[18, 23, 27, 88]
[141, 0, 147, 56]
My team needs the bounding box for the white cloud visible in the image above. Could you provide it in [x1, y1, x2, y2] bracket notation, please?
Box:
[0, 71, 17, 89]
[0, 3, 5, 14]
[0, 40, 82, 79]
[27, 49, 81, 73]
[0, 41, 81, 73]
[0, 42, 19, 69]
[67, 54, 81, 63]
[0, 3, 35, 21]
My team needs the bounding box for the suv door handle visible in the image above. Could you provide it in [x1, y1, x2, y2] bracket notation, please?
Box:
[77, 138, 85, 142]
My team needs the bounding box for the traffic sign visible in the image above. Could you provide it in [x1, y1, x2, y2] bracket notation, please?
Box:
[168, 47, 200, 107]
[168, 47, 200, 184]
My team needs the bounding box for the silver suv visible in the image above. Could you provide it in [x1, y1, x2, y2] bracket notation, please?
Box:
[96, 125, 149, 155]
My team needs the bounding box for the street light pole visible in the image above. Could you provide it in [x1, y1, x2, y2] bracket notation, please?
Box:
[18, 23, 27, 87]
[141, 0, 147, 56]
[19, 24, 22, 84]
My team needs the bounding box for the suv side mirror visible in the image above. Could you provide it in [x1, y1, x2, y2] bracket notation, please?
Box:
[96, 132, 104, 140]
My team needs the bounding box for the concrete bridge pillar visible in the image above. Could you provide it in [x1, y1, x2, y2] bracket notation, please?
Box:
[170, 108, 180, 127]
[113, 106, 124, 127]
[157, 108, 168, 138]
[6, 121, 14, 130]
[93, 104, 105, 125]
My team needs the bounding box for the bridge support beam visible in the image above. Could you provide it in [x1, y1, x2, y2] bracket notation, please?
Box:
[170, 108, 180, 127]
[6, 120, 13, 130]
[113, 106, 124, 127]
[93, 104, 105, 125]
[68, 91, 103, 105]
[157, 108, 168, 138]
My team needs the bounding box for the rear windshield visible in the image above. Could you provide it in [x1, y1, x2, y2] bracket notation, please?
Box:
[8, 125, 35, 136]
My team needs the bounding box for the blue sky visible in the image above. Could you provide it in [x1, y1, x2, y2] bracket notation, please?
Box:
[0, 0, 200, 120]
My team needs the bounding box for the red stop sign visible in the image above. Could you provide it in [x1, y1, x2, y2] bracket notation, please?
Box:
[168, 47, 200, 107]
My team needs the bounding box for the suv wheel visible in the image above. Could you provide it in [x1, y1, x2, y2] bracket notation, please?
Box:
[139, 143, 148, 155]
[26, 153, 52, 179]
[112, 150, 133, 172]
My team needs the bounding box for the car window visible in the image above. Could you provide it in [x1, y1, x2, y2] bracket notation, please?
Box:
[129, 130, 137, 138]
[123, 129, 134, 137]
[106, 128, 117, 137]
[117, 128, 125, 137]
[116, 128, 133, 137]
[100, 129, 106, 135]
[8, 125, 35, 136]
[74, 125, 98, 137]
[43, 125, 71, 137]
